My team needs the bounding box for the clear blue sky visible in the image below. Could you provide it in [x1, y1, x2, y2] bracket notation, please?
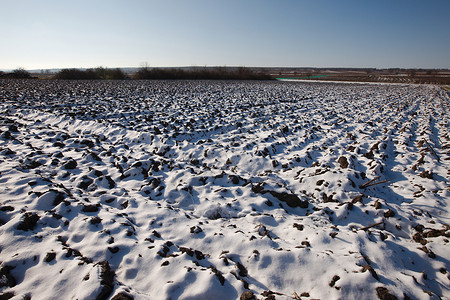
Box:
[1, 0, 449, 70]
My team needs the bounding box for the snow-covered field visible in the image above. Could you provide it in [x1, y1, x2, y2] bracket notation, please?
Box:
[0, 79, 449, 300]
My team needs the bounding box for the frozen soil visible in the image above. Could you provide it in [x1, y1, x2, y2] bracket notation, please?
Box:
[0, 79, 449, 300]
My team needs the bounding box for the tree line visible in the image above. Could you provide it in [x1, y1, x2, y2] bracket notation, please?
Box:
[1, 67, 272, 80]
[133, 66, 272, 80]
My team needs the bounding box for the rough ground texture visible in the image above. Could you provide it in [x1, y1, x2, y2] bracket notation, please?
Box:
[0, 79, 449, 299]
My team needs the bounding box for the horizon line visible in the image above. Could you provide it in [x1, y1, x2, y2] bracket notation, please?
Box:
[2, 65, 450, 72]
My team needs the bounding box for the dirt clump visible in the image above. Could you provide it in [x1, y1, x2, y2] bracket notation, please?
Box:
[338, 156, 349, 168]
[96, 261, 115, 300]
[240, 291, 256, 300]
[0, 265, 16, 288]
[63, 159, 78, 169]
[44, 252, 56, 263]
[111, 292, 134, 300]
[376, 287, 397, 300]
[329, 275, 340, 287]
[17, 212, 40, 231]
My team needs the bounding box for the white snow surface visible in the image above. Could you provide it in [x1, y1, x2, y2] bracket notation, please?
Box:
[0, 80, 449, 300]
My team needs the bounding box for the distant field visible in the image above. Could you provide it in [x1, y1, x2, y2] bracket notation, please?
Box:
[274, 70, 450, 85]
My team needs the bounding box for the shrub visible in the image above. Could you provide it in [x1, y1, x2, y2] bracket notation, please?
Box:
[11, 68, 33, 78]
[54, 68, 100, 80]
[104, 68, 128, 80]
[1, 68, 34, 79]
[54, 68, 128, 80]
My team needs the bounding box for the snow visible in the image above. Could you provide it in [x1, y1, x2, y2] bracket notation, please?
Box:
[0, 79, 449, 299]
